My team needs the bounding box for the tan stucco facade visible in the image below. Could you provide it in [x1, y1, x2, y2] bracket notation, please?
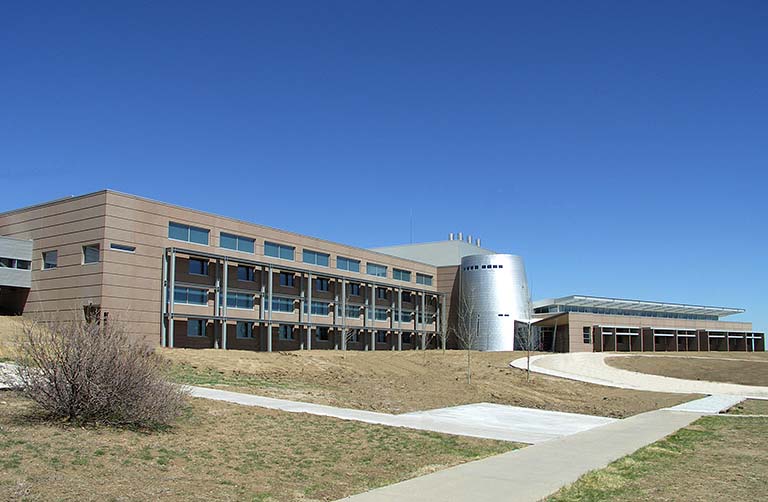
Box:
[534, 312, 763, 353]
[0, 191, 441, 348]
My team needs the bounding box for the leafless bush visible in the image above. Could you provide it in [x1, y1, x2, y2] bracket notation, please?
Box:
[14, 318, 187, 427]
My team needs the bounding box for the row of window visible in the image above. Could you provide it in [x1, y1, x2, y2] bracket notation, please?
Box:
[40, 242, 137, 270]
[0, 257, 31, 270]
[190, 260, 425, 301]
[463, 264, 504, 271]
[187, 320, 416, 344]
[169, 222, 432, 285]
[172, 288, 432, 320]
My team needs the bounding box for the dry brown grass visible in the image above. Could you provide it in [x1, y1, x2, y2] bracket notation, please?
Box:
[162, 348, 696, 418]
[548, 416, 768, 501]
[606, 354, 768, 386]
[0, 316, 24, 361]
[0, 391, 519, 501]
[727, 399, 768, 415]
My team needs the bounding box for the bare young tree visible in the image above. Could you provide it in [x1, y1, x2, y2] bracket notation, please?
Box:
[454, 287, 479, 384]
[514, 296, 540, 382]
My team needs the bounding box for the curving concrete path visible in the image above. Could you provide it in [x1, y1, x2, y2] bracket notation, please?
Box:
[510, 353, 768, 399]
[189, 386, 614, 444]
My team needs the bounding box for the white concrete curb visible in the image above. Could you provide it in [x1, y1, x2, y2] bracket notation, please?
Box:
[510, 353, 768, 399]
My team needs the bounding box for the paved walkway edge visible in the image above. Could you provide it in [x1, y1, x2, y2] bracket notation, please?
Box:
[187, 386, 612, 444]
[338, 409, 702, 502]
[510, 353, 768, 399]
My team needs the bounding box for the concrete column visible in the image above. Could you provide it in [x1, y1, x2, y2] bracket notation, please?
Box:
[221, 258, 228, 350]
[299, 275, 305, 350]
[168, 249, 176, 348]
[440, 294, 447, 350]
[341, 279, 347, 351]
[307, 273, 312, 350]
[267, 265, 273, 352]
[161, 250, 168, 347]
[421, 292, 426, 332]
[334, 293, 340, 350]
[214, 258, 220, 349]
[370, 330, 376, 352]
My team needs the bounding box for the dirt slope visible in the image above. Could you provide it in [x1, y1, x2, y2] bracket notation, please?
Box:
[162, 348, 696, 418]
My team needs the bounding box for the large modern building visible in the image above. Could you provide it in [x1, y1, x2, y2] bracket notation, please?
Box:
[0, 190, 763, 353]
[532, 296, 764, 353]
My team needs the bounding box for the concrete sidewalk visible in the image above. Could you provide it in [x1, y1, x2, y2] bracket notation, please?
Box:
[512, 353, 768, 399]
[189, 386, 614, 444]
[339, 408, 702, 502]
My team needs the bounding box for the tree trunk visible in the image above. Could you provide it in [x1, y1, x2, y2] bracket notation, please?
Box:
[466, 348, 471, 384]
[526, 349, 531, 382]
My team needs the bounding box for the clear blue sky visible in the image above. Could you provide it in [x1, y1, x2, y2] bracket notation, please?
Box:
[1, 2, 765, 331]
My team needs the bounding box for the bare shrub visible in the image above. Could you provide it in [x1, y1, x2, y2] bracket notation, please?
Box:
[14, 317, 187, 427]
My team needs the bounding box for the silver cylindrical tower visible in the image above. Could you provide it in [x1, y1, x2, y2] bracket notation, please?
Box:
[459, 254, 531, 351]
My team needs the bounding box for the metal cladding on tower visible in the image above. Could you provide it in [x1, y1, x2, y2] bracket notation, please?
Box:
[460, 254, 531, 351]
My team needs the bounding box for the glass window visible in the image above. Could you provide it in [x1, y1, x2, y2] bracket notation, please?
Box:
[303, 249, 330, 267]
[168, 222, 209, 245]
[348, 329, 360, 343]
[337, 256, 360, 273]
[220, 232, 255, 253]
[374, 308, 388, 321]
[376, 330, 387, 343]
[278, 324, 293, 340]
[190, 227, 208, 245]
[110, 243, 136, 253]
[279, 272, 295, 287]
[236, 321, 253, 339]
[366, 263, 387, 277]
[174, 287, 208, 305]
[315, 278, 329, 292]
[265, 241, 294, 261]
[168, 222, 188, 241]
[303, 301, 329, 316]
[393, 268, 411, 282]
[376, 287, 388, 300]
[416, 273, 432, 286]
[401, 292, 412, 303]
[188, 258, 208, 275]
[226, 292, 254, 309]
[583, 327, 592, 344]
[395, 311, 412, 323]
[271, 297, 294, 313]
[345, 304, 359, 318]
[187, 319, 205, 337]
[237, 265, 255, 282]
[83, 244, 100, 264]
[402, 333, 412, 344]
[15, 259, 31, 270]
[315, 327, 329, 341]
[349, 283, 361, 296]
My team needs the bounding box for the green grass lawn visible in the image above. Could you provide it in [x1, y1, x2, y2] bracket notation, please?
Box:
[548, 416, 768, 501]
